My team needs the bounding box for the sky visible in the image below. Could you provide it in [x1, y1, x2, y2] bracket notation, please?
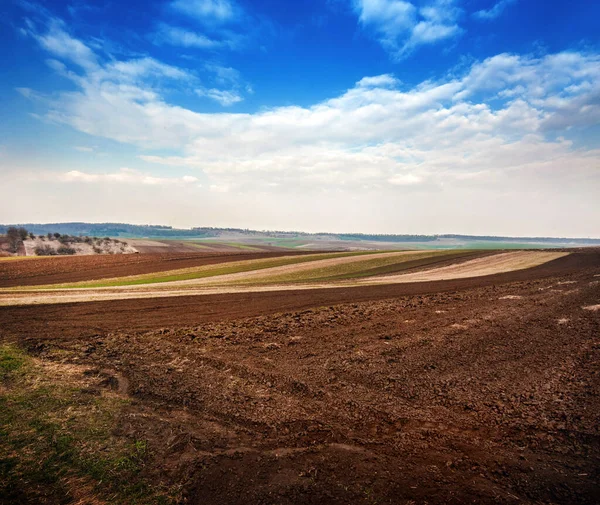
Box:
[0, 0, 599, 237]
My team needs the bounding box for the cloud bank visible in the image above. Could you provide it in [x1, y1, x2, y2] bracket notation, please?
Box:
[8, 11, 600, 235]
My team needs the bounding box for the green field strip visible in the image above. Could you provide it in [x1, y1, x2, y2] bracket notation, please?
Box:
[456, 242, 563, 250]
[220, 242, 266, 251]
[238, 237, 312, 248]
[183, 242, 213, 250]
[186, 240, 266, 251]
[7, 251, 380, 290]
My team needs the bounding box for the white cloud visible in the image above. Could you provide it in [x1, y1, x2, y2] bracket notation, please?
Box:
[170, 0, 239, 24]
[16, 87, 40, 99]
[194, 63, 248, 105]
[209, 183, 230, 192]
[58, 168, 199, 186]
[204, 62, 242, 85]
[105, 57, 191, 82]
[473, 0, 517, 20]
[132, 51, 599, 197]
[24, 19, 194, 89]
[195, 87, 243, 106]
[24, 17, 251, 113]
[357, 74, 400, 88]
[154, 24, 228, 49]
[74, 146, 94, 152]
[19, 19, 600, 234]
[388, 173, 423, 186]
[32, 18, 98, 70]
[21, 20, 227, 144]
[351, 0, 462, 59]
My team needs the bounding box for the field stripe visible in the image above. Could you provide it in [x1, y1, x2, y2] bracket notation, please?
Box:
[320, 250, 492, 280]
[2, 251, 380, 289]
[191, 250, 476, 286]
[0, 250, 569, 306]
[358, 251, 568, 284]
[168, 251, 423, 287]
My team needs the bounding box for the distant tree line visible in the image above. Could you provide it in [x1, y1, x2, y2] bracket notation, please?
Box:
[2, 223, 599, 245]
[0, 223, 214, 239]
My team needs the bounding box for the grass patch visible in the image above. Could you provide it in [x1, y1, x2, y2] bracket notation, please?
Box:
[220, 242, 264, 251]
[186, 240, 264, 251]
[182, 242, 212, 250]
[0, 347, 25, 378]
[0, 344, 174, 504]
[251, 238, 312, 248]
[458, 242, 562, 250]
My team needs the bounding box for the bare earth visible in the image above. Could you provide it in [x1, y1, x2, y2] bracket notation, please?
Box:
[0, 249, 598, 504]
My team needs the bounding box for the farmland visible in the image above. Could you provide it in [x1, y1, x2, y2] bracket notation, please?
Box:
[0, 250, 316, 288]
[0, 250, 567, 306]
[0, 247, 599, 504]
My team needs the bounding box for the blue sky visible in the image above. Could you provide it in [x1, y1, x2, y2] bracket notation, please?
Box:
[1, 0, 599, 236]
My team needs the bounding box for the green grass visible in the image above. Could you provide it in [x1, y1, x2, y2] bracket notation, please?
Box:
[0, 347, 25, 377]
[183, 242, 212, 250]
[0, 344, 175, 504]
[254, 238, 311, 248]
[17, 251, 378, 289]
[458, 241, 563, 250]
[194, 237, 312, 249]
[186, 240, 265, 251]
[221, 242, 264, 251]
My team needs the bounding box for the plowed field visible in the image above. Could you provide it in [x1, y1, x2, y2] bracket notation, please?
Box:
[1, 249, 599, 504]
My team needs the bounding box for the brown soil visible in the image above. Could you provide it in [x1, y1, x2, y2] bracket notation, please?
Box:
[0, 251, 314, 288]
[1, 249, 599, 504]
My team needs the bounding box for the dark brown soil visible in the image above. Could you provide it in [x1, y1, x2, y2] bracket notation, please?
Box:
[0, 251, 313, 288]
[1, 249, 599, 504]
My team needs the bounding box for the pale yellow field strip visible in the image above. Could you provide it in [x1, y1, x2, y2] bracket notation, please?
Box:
[0, 251, 568, 306]
[0, 283, 335, 306]
[126, 239, 172, 249]
[0, 256, 49, 262]
[357, 251, 568, 284]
